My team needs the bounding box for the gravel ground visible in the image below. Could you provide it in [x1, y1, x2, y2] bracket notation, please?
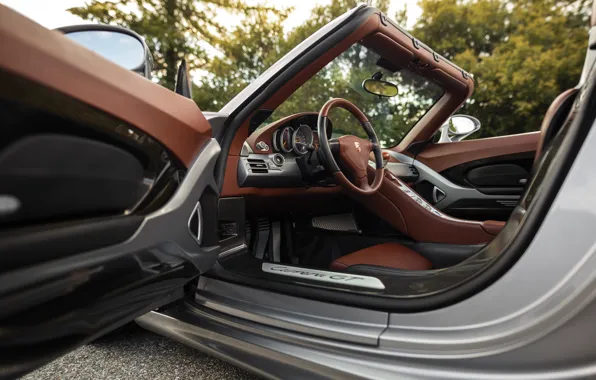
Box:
[21, 324, 260, 380]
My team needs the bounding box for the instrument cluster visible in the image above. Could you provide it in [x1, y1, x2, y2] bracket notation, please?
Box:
[268, 114, 332, 156]
[272, 124, 314, 156]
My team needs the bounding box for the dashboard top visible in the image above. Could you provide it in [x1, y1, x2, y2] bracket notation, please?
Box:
[245, 112, 332, 156]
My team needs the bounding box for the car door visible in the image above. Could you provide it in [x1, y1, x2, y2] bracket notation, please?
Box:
[0, 6, 221, 378]
[400, 131, 538, 221]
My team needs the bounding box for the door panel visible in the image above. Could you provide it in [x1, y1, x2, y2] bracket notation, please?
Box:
[406, 134, 538, 221]
[0, 5, 211, 167]
[414, 132, 538, 173]
[466, 163, 528, 188]
[0, 75, 221, 378]
[0, 6, 220, 378]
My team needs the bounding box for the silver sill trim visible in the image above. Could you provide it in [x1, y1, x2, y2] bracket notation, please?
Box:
[262, 263, 385, 290]
[193, 278, 388, 346]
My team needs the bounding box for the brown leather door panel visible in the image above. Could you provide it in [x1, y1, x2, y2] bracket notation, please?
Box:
[0, 5, 211, 168]
[415, 132, 539, 173]
[410, 132, 539, 221]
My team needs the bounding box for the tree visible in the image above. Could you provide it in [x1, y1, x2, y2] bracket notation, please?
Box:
[193, 0, 392, 111]
[72, 0, 593, 140]
[192, 6, 289, 110]
[68, 0, 288, 90]
[413, 0, 591, 137]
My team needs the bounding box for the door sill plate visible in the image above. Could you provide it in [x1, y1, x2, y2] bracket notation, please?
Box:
[262, 263, 385, 290]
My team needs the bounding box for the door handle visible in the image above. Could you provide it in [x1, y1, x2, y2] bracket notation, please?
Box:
[432, 186, 446, 204]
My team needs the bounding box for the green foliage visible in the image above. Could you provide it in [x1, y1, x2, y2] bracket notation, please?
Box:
[193, 0, 391, 111]
[191, 6, 290, 109]
[68, 0, 288, 90]
[271, 45, 443, 147]
[413, 0, 590, 137]
[70, 0, 592, 140]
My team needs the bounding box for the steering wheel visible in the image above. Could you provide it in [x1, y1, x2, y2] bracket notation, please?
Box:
[317, 98, 385, 195]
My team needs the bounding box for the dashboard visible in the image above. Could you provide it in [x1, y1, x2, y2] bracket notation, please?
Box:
[245, 113, 332, 156]
[240, 112, 420, 190]
[240, 113, 332, 188]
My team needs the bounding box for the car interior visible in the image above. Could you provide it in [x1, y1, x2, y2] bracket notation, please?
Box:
[209, 13, 574, 294]
[3, 4, 595, 376]
[0, 3, 585, 311]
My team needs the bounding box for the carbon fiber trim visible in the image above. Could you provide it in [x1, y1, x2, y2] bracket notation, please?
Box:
[311, 213, 359, 233]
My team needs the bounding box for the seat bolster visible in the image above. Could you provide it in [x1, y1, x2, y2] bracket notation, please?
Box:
[330, 242, 432, 271]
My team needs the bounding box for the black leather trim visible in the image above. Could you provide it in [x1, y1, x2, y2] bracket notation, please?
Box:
[363, 121, 383, 169]
[400, 242, 484, 269]
[540, 90, 578, 161]
[346, 264, 435, 277]
[0, 215, 143, 271]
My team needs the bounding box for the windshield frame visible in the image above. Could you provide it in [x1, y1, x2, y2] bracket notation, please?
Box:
[219, 5, 366, 116]
[258, 44, 446, 148]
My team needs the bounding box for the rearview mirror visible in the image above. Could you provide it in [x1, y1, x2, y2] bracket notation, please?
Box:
[438, 115, 481, 143]
[362, 78, 398, 97]
[56, 25, 153, 79]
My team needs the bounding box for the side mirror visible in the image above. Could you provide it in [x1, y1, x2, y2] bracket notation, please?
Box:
[362, 78, 398, 97]
[56, 25, 153, 79]
[438, 115, 481, 143]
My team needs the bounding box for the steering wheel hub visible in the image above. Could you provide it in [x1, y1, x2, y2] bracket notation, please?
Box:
[317, 98, 384, 195]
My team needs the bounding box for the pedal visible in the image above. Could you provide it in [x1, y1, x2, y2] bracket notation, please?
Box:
[311, 213, 360, 234]
[253, 218, 270, 259]
[269, 221, 281, 262]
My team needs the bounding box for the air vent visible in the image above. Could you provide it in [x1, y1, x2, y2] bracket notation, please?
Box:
[497, 200, 519, 208]
[247, 158, 268, 174]
[188, 202, 202, 244]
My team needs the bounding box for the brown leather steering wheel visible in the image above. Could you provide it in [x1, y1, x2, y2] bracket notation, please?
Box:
[318, 98, 384, 195]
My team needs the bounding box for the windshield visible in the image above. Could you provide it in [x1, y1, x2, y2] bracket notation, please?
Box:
[268, 44, 444, 147]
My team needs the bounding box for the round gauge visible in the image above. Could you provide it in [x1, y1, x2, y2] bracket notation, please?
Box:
[272, 130, 280, 152]
[292, 125, 314, 155]
[279, 126, 294, 153]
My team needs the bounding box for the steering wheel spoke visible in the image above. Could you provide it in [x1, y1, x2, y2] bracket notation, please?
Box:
[328, 138, 340, 156]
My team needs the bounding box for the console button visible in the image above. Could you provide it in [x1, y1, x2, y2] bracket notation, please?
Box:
[256, 141, 270, 151]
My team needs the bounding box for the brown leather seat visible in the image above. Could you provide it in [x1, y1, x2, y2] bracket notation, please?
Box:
[534, 88, 578, 160]
[330, 242, 432, 271]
